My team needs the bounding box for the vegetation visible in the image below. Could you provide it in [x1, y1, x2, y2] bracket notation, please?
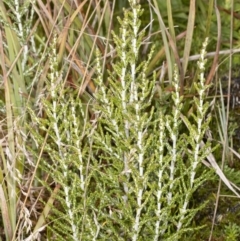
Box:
[0, 0, 240, 240]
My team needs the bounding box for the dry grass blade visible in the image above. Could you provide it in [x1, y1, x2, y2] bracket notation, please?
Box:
[0, 185, 12, 240]
[0, 30, 17, 240]
[202, 145, 240, 198]
[229, 147, 240, 162]
[33, 184, 61, 235]
[57, 0, 88, 63]
[206, 1, 221, 86]
[183, 48, 240, 62]
[182, 0, 195, 77]
[152, 0, 173, 84]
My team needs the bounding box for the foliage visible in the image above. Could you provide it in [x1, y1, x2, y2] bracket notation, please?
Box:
[224, 222, 240, 241]
[0, 0, 240, 240]
[26, 1, 216, 240]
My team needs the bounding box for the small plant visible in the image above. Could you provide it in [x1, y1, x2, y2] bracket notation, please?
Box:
[26, 0, 217, 240]
[91, 1, 215, 239]
[224, 222, 240, 241]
